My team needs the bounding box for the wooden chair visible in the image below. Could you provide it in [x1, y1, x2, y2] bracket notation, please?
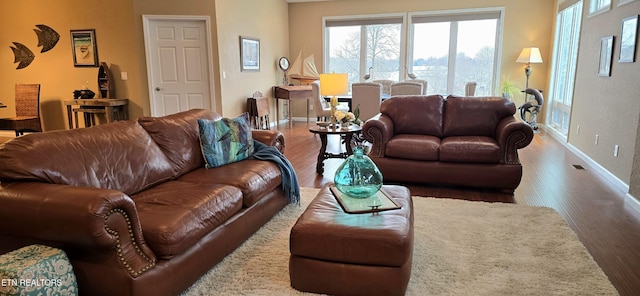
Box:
[247, 92, 271, 130]
[0, 84, 42, 136]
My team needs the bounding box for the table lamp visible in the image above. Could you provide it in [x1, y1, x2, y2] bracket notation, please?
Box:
[516, 47, 543, 90]
[320, 73, 348, 127]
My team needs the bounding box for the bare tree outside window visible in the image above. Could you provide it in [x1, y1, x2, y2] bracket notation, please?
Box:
[327, 24, 401, 87]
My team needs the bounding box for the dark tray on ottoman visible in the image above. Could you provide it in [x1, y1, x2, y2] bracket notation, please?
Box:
[289, 184, 414, 296]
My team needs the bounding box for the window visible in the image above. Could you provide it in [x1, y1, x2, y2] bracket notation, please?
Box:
[324, 15, 404, 87]
[548, 1, 583, 137]
[323, 9, 502, 96]
[409, 10, 501, 95]
[589, 0, 610, 15]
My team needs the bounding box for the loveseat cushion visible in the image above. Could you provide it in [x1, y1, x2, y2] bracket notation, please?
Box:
[0, 121, 174, 195]
[443, 96, 516, 137]
[138, 109, 220, 177]
[132, 181, 243, 259]
[385, 134, 440, 161]
[440, 136, 500, 163]
[381, 95, 444, 137]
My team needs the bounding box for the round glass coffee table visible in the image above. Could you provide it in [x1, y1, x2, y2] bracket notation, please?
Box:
[309, 124, 362, 174]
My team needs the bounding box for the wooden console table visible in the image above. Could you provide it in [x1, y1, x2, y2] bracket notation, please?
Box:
[273, 85, 312, 128]
[64, 98, 129, 129]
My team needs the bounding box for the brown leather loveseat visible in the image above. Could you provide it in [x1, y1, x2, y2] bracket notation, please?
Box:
[362, 95, 533, 192]
[0, 109, 291, 295]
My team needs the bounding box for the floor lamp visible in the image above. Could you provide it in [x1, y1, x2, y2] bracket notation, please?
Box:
[516, 47, 543, 91]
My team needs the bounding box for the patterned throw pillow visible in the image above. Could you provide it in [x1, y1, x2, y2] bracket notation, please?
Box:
[198, 113, 254, 168]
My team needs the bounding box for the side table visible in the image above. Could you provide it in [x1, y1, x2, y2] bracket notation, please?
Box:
[309, 124, 361, 174]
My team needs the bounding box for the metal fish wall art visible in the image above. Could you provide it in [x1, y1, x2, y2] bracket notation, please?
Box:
[10, 42, 35, 69]
[9, 24, 59, 69]
[34, 24, 60, 53]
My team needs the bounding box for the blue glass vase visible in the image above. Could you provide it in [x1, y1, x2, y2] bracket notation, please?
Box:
[334, 146, 383, 198]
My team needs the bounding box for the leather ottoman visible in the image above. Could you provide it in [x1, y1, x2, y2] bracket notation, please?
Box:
[289, 184, 413, 296]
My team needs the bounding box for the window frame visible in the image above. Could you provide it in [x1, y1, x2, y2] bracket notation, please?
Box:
[407, 8, 504, 95]
[322, 8, 504, 95]
[588, 0, 611, 16]
[322, 13, 407, 84]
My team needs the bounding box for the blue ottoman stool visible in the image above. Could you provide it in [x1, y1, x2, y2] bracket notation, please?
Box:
[0, 245, 78, 296]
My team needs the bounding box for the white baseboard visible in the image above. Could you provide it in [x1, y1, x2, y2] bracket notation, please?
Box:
[544, 125, 640, 215]
[626, 193, 640, 215]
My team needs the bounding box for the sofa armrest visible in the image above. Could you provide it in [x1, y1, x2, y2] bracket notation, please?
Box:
[253, 129, 285, 153]
[362, 114, 395, 157]
[496, 116, 534, 164]
[0, 182, 157, 277]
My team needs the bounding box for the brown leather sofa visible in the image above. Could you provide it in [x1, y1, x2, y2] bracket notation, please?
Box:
[0, 109, 290, 295]
[362, 95, 533, 192]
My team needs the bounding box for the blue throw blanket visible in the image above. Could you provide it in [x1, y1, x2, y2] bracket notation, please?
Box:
[251, 140, 300, 204]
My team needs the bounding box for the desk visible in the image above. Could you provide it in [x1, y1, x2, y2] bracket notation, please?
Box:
[64, 99, 129, 129]
[309, 124, 362, 174]
[273, 85, 312, 128]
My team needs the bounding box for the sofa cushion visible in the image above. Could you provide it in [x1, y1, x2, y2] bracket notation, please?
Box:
[380, 95, 444, 137]
[443, 96, 516, 137]
[177, 159, 281, 207]
[132, 181, 243, 259]
[440, 136, 500, 163]
[198, 113, 254, 168]
[385, 134, 440, 161]
[0, 121, 174, 195]
[138, 109, 220, 177]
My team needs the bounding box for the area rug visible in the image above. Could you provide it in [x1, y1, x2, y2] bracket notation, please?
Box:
[182, 187, 618, 296]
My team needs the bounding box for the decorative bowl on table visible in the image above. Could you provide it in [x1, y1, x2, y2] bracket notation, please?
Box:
[316, 121, 330, 128]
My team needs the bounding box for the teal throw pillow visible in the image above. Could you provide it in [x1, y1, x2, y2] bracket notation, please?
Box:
[198, 113, 254, 168]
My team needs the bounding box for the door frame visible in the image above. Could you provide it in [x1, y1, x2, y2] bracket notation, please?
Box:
[142, 15, 216, 116]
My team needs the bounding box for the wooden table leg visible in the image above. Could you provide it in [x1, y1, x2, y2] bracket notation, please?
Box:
[345, 133, 354, 155]
[105, 106, 113, 123]
[276, 98, 280, 128]
[66, 105, 73, 129]
[316, 133, 328, 174]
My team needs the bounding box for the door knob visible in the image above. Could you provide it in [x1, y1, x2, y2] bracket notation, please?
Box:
[155, 87, 162, 91]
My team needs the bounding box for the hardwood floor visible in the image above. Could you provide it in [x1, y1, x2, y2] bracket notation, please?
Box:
[278, 121, 640, 296]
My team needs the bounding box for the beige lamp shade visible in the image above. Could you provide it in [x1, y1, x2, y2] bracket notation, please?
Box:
[320, 73, 348, 96]
[516, 47, 543, 64]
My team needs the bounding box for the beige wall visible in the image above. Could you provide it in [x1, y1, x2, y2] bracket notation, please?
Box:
[0, 0, 288, 130]
[287, 0, 555, 117]
[215, 0, 290, 117]
[566, 1, 640, 194]
[0, 0, 140, 130]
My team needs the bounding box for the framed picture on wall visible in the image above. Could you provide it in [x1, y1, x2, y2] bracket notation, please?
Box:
[619, 15, 638, 63]
[240, 36, 260, 72]
[71, 29, 99, 67]
[598, 35, 614, 77]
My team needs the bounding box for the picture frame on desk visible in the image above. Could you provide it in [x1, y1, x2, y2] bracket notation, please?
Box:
[240, 36, 260, 72]
[70, 29, 99, 67]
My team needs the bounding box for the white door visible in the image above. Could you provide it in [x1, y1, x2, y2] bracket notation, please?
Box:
[143, 16, 214, 116]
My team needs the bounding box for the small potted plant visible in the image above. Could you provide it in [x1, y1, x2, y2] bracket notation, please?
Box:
[500, 77, 520, 100]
